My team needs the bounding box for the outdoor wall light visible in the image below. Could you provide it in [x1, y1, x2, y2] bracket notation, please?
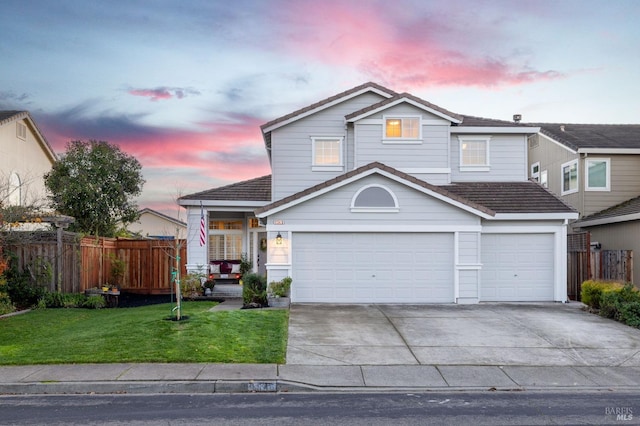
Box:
[276, 232, 283, 245]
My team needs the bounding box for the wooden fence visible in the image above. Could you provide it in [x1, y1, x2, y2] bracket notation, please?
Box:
[4, 232, 186, 294]
[567, 232, 633, 300]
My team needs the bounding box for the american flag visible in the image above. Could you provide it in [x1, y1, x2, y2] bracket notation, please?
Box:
[199, 205, 206, 247]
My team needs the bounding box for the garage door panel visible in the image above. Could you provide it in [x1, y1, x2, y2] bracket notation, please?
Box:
[293, 232, 454, 303]
[481, 233, 554, 302]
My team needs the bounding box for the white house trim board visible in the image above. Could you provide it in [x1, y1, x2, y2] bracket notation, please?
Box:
[262, 87, 394, 133]
[452, 127, 540, 134]
[180, 200, 269, 208]
[493, 213, 579, 220]
[266, 224, 483, 232]
[578, 148, 640, 154]
[578, 213, 640, 228]
[346, 97, 463, 124]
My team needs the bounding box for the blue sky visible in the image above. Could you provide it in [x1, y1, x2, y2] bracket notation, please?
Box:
[1, 0, 639, 217]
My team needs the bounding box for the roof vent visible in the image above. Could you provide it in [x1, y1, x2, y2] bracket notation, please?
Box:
[512, 114, 522, 123]
[560, 125, 565, 132]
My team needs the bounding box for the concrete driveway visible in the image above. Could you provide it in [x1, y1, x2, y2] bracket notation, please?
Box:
[286, 303, 640, 366]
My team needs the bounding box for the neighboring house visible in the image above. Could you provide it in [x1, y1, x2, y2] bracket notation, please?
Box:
[180, 82, 577, 304]
[127, 208, 187, 240]
[527, 123, 640, 282]
[0, 111, 57, 208]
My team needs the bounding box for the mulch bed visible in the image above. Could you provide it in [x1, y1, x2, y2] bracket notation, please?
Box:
[117, 292, 176, 308]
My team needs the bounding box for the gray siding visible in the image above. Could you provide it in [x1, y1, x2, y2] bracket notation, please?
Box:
[583, 155, 640, 217]
[529, 134, 640, 217]
[271, 92, 387, 200]
[273, 174, 480, 227]
[451, 134, 527, 182]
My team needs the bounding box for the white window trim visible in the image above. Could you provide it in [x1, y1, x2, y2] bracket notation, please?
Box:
[382, 115, 422, 143]
[585, 157, 611, 192]
[350, 184, 399, 213]
[531, 161, 540, 182]
[540, 169, 548, 188]
[311, 136, 344, 171]
[458, 135, 491, 171]
[561, 159, 579, 195]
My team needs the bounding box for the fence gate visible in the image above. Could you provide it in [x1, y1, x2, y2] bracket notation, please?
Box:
[567, 232, 633, 300]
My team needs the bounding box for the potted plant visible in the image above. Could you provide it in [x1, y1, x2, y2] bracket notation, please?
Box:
[267, 277, 292, 308]
[203, 279, 216, 296]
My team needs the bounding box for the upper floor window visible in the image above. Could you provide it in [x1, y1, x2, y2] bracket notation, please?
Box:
[312, 137, 343, 171]
[384, 116, 421, 141]
[458, 136, 490, 171]
[351, 184, 399, 212]
[531, 162, 540, 182]
[540, 170, 548, 188]
[561, 159, 578, 195]
[586, 158, 610, 191]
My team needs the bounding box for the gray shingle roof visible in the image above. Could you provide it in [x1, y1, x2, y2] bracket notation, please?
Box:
[535, 123, 640, 151]
[576, 195, 640, 225]
[443, 181, 576, 214]
[460, 115, 537, 128]
[179, 175, 271, 202]
[0, 110, 25, 124]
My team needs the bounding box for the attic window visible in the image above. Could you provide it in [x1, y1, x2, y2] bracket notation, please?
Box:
[351, 185, 399, 213]
[384, 116, 421, 141]
[16, 122, 27, 140]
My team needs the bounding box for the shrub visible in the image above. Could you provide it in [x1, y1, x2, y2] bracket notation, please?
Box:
[83, 295, 106, 309]
[242, 273, 267, 306]
[581, 280, 624, 309]
[181, 273, 203, 298]
[37, 291, 90, 309]
[268, 277, 292, 297]
[619, 302, 640, 328]
[6, 264, 47, 309]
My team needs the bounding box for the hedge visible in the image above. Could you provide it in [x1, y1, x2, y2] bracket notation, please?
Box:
[581, 280, 640, 328]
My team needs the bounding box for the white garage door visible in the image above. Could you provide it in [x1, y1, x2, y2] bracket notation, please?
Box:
[481, 234, 554, 301]
[292, 232, 454, 303]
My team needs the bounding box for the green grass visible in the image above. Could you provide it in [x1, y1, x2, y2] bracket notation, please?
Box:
[0, 302, 289, 365]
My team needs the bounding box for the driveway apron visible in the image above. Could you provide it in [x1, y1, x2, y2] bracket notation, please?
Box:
[285, 303, 640, 366]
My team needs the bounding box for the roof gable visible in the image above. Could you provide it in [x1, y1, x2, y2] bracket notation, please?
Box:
[345, 92, 463, 123]
[255, 162, 495, 219]
[0, 110, 58, 163]
[138, 208, 186, 227]
[260, 82, 396, 134]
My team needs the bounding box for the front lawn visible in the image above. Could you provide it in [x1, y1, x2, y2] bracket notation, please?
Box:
[0, 302, 289, 365]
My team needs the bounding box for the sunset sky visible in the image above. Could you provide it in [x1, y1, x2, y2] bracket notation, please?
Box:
[2, 0, 639, 219]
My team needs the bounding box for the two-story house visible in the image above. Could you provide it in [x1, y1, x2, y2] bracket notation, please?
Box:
[0, 111, 57, 209]
[180, 82, 577, 304]
[527, 123, 640, 283]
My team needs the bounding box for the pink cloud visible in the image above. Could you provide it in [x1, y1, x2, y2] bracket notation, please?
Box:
[275, 0, 565, 89]
[128, 86, 200, 101]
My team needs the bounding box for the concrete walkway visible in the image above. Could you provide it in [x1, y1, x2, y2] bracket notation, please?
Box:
[1, 302, 640, 395]
[1, 362, 640, 395]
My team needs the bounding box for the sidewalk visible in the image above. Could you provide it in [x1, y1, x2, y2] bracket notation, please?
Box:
[1, 362, 640, 395]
